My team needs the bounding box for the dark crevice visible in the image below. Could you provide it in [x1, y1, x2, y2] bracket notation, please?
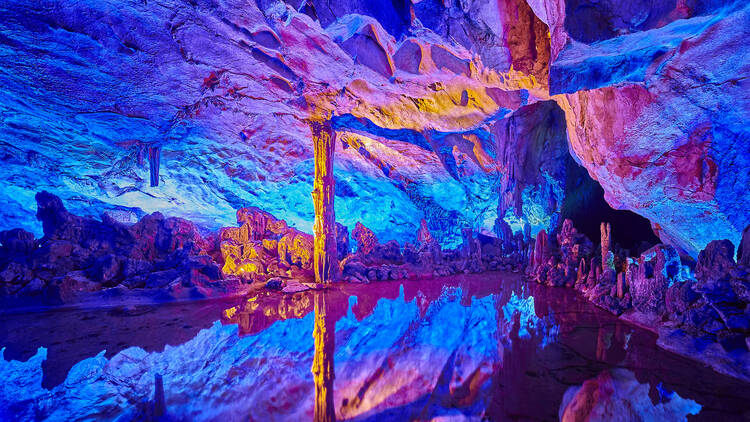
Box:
[561, 168, 660, 254]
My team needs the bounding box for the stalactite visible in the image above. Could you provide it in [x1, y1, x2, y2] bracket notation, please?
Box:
[310, 118, 338, 284]
[312, 292, 336, 422]
[148, 145, 161, 187]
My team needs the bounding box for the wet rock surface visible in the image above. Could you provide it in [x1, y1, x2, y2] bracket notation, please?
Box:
[528, 218, 750, 381]
[0, 192, 236, 307]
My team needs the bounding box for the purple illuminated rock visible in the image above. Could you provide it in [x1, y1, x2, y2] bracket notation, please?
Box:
[335, 222, 350, 258]
[630, 245, 682, 316]
[738, 224, 750, 267]
[0, 229, 36, 255]
[696, 239, 736, 282]
[0, 192, 233, 304]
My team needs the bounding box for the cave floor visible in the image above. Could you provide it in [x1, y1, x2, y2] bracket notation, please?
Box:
[1, 272, 748, 420]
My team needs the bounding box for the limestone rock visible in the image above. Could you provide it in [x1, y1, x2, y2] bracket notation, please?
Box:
[0, 228, 36, 255]
[352, 222, 378, 256]
[695, 239, 735, 283]
[737, 224, 750, 267]
[630, 245, 682, 316]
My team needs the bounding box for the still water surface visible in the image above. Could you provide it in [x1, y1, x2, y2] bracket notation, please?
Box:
[1, 272, 748, 421]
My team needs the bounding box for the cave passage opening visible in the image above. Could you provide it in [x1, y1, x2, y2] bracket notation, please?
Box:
[561, 169, 660, 255]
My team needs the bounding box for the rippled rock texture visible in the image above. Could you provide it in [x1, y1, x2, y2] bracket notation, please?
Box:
[2, 0, 747, 256]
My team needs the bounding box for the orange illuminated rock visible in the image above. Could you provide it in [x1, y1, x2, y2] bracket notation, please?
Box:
[278, 229, 314, 271]
[220, 240, 269, 281]
[310, 118, 338, 284]
[236, 207, 288, 240]
[352, 222, 378, 256]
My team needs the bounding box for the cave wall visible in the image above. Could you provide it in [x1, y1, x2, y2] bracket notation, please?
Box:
[544, 0, 750, 255]
[0, 0, 748, 255]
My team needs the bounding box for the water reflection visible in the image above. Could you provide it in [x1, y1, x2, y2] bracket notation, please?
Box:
[313, 292, 336, 422]
[1, 274, 749, 420]
[220, 276, 749, 421]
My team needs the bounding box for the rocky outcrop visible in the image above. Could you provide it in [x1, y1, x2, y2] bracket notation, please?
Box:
[0, 192, 231, 306]
[220, 207, 314, 284]
[548, 0, 750, 256]
[629, 245, 681, 316]
[340, 220, 528, 284]
[528, 219, 750, 355]
[527, 220, 592, 288]
[696, 240, 736, 283]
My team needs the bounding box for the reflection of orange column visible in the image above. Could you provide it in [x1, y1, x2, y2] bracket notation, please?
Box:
[312, 292, 336, 422]
[310, 118, 338, 284]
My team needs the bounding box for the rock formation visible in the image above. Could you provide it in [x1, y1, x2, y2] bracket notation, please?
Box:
[2, 0, 747, 257]
[310, 118, 338, 284]
[528, 217, 750, 354]
[0, 192, 230, 305]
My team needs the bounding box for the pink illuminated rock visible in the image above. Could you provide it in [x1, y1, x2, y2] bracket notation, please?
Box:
[352, 222, 378, 256]
[560, 369, 700, 421]
[549, 2, 750, 256]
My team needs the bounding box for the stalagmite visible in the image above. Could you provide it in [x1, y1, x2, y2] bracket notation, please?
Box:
[616, 273, 626, 299]
[587, 257, 597, 287]
[532, 229, 549, 269]
[312, 292, 336, 422]
[600, 222, 611, 273]
[310, 118, 338, 284]
[576, 258, 586, 285]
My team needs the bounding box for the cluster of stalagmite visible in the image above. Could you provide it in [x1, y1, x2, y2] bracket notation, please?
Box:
[528, 218, 750, 354]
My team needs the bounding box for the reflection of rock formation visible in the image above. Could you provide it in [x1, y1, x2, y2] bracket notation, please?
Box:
[559, 369, 701, 422]
[4, 275, 750, 420]
[312, 292, 336, 422]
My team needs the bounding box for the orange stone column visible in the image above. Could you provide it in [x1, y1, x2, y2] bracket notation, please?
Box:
[310, 118, 338, 284]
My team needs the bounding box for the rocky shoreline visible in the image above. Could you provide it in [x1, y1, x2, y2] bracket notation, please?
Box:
[0, 192, 527, 310]
[527, 219, 750, 382]
[2, 191, 748, 383]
